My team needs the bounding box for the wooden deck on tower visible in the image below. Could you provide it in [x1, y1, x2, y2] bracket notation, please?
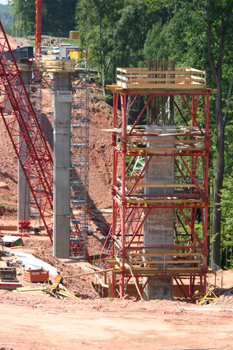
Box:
[107, 66, 216, 93]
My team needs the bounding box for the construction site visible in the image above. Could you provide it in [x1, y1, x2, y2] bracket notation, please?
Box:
[0, 7, 233, 349]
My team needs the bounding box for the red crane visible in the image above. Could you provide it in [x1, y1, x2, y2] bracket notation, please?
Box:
[35, 0, 42, 59]
[0, 21, 54, 242]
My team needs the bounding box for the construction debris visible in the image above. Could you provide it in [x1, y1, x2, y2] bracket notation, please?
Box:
[27, 35, 66, 48]
[198, 289, 218, 305]
[14, 276, 80, 300]
[13, 252, 58, 276]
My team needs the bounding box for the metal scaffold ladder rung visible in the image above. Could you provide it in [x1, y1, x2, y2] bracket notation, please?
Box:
[70, 181, 87, 185]
[71, 144, 89, 148]
[71, 125, 87, 128]
[71, 163, 87, 167]
[71, 200, 87, 205]
[70, 81, 89, 260]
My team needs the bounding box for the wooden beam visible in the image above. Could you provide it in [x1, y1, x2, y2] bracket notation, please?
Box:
[140, 139, 204, 144]
[63, 268, 114, 279]
[113, 267, 203, 275]
[117, 68, 205, 74]
[130, 259, 202, 264]
[128, 146, 204, 152]
[127, 182, 197, 188]
[126, 198, 203, 204]
[126, 251, 203, 256]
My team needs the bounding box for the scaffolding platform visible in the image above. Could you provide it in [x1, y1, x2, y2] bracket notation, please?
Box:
[107, 67, 216, 93]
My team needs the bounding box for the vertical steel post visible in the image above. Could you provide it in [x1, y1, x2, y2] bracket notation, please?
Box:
[119, 90, 127, 297]
[111, 90, 117, 296]
[204, 91, 210, 272]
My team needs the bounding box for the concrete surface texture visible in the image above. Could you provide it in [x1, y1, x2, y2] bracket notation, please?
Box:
[143, 126, 175, 300]
[17, 70, 31, 228]
[53, 72, 72, 258]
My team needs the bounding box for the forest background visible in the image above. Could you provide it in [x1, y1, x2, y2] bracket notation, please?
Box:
[1, 0, 233, 270]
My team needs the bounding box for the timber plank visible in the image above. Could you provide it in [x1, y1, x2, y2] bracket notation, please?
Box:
[128, 146, 204, 152]
[117, 82, 205, 90]
[117, 68, 205, 74]
[140, 139, 203, 144]
[126, 198, 203, 204]
[127, 182, 197, 188]
[113, 267, 203, 275]
[116, 75, 205, 82]
[130, 259, 202, 264]
[126, 251, 203, 256]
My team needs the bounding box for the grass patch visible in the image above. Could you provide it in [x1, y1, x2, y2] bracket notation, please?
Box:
[25, 40, 35, 47]
[61, 39, 80, 46]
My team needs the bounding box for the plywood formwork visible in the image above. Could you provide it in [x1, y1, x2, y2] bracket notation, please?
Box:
[104, 64, 215, 300]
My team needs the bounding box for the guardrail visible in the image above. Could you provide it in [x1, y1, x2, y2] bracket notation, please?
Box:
[116, 67, 206, 90]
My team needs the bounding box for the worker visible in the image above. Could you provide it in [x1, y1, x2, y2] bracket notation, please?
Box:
[34, 226, 41, 235]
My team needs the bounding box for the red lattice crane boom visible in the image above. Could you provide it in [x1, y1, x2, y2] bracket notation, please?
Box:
[35, 0, 42, 58]
[0, 22, 54, 241]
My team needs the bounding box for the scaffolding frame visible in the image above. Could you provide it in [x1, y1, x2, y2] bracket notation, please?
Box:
[107, 73, 212, 299]
[70, 71, 90, 260]
[29, 62, 43, 227]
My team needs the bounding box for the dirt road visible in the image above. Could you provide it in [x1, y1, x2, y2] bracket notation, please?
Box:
[0, 290, 233, 350]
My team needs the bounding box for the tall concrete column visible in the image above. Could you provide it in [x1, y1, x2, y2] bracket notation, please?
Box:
[143, 126, 175, 300]
[53, 72, 72, 258]
[17, 70, 31, 230]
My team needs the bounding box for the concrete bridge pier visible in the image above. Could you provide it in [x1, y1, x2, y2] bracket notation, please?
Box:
[53, 72, 72, 258]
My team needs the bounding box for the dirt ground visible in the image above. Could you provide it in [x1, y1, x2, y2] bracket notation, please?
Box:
[1, 285, 233, 350]
[0, 235, 233, 350]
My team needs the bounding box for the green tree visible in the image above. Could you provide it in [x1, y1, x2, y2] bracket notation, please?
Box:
[145, 0, 233, 268]
[10, 0, 77, 36]
[76, 0, 160, 93]
[205, 0, 233, 268]
[0, 4, 13, 29]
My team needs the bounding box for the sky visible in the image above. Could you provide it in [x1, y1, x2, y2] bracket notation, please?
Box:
[0, 0, 9, 5]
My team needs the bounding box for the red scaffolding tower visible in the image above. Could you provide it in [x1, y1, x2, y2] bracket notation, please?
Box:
[106, 65, 214, 300]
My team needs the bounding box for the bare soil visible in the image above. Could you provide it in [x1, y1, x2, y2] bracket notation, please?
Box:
[1, 285, 233, 350]
[1, 236, 233, 350]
